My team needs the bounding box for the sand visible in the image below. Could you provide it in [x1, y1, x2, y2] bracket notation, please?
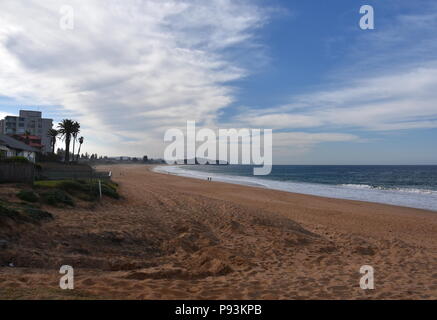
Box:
[0, 164, 436, 299]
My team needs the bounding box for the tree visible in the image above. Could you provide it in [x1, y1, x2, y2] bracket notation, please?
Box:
[57, 119, 76, 163]
[76, 137, 84, 161]
[71, 121, 80, 162]
[24, 130, 31, 145]
[47, 129, 59, 154]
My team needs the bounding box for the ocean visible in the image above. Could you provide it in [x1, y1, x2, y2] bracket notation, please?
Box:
[154, 165, 437, 211]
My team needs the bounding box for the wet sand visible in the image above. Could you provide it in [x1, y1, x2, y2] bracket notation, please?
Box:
[0, 164, 436, 299]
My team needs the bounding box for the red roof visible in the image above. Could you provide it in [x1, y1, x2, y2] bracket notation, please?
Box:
[29, 142, 43, 148]
[10, 134, 44, 149]
[16, 134, 41, 140]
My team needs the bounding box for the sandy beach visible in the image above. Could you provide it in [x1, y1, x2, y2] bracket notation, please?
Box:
[1, 164, 436, 299]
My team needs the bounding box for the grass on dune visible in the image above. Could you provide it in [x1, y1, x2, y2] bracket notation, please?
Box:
[34, 179, 120, 200]
[16, 190, 39, 203]
[0, 202, 53, 224]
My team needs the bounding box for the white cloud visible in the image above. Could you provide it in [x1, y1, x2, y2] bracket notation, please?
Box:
[269, 132, 360, 164]
[0, 112, 8, 120]
[0, 0, 268, 157]
[274, 132, 359, 147]
[231, 5, 437, 159]
[237, 63, 437, 133]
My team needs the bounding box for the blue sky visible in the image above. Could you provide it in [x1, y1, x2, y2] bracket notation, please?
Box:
[0, 0, 436, 164]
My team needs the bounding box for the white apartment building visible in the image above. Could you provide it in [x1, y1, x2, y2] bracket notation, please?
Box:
[0, 110, 53, 154]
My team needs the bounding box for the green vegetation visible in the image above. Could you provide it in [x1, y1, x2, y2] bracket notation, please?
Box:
[92, 181, 120, 199]
[33, 180, 63, 188]
[47, 128, 59, 154]
[34, 179, 120, 202]
[57, 119, 81, 163]
[0, 203, 53, 224]
[3, 179, 119, 218]
[0, 203, 20, 221]
[0, 156, 30, 164]
[40, 189, 75, 207]
[56, 180, 89, 193]
[23, 208, 53, 223]
[17, 190, 39, 203]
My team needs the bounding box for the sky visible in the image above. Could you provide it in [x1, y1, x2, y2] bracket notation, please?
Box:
[0, 0, 436, 164]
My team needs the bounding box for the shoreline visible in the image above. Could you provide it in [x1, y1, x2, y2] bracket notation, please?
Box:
[1, 164, 436, 299]
[153, 165, 437, 212]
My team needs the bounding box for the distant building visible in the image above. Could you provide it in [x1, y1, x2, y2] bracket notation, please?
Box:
[0, 110, 53, 154]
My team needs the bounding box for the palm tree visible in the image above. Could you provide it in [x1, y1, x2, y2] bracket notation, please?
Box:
[57, 119, 76, 162]
[76, 137, 84, 161]
[71, 121, 80, 162]
[47, 129, 58, 154]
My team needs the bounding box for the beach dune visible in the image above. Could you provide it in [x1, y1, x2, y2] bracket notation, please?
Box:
[0, 165, 436, 299]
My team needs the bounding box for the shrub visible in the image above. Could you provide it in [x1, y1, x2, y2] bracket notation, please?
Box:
[1, 156, 30, 164]
[102, 184, 120, 199]
[41, 190, 75, 207]
[23, 208, 54, 223]
[17, 190, 39, 203]
[0, 204, 20, 221]
[47, 180, 99, 201]
[0, 203, 54, 224]
[35, 179, 120, 201]
[90, 181, 120, 199]
[59, 180, 89, 193]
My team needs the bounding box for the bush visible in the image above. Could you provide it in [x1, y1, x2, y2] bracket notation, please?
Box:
[1, 156, 30, 164]
[41, 190, 75, 207]
[35, 179, 120, 201]
[59, 180, 90, 194]
[92, 182, 120, 199]
[17, 190, 39, 203]
[0, 203, 54, 224]
[23, 208, 54, 223]
[0, 204, 20, 221]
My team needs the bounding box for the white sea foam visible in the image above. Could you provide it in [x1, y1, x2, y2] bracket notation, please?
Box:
[153, 166, 437, 211]
[341, 184, 437, 195]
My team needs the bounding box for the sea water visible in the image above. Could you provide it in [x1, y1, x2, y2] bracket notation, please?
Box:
[154, 165, 437, 211]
